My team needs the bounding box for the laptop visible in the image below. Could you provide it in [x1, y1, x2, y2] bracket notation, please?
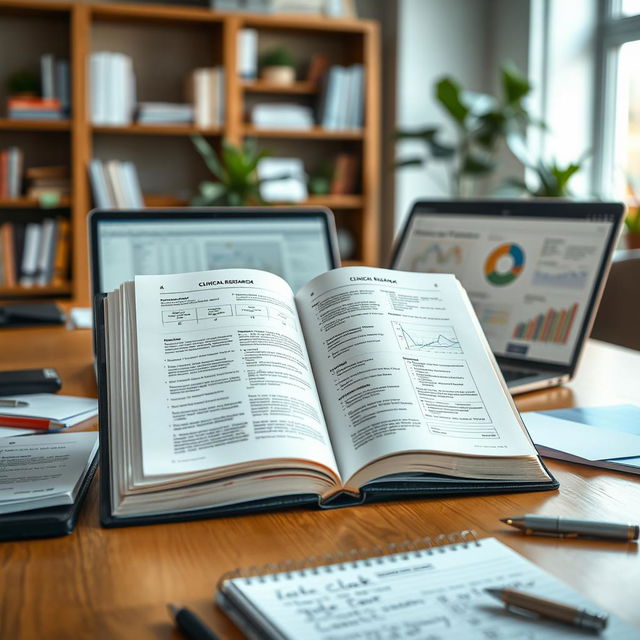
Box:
[89, 207, 341, 298]
[390, 200, 625, 394]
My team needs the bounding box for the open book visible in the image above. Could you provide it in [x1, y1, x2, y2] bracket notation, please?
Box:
[96, 267, 556, 526]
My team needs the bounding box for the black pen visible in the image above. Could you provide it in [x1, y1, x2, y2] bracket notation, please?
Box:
[167, 603, 220, 640]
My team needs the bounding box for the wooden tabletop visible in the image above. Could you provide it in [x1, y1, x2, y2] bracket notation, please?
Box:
[1, 324, 639, 639]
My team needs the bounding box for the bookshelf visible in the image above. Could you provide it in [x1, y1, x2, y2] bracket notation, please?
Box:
[0, 0, 380, 305]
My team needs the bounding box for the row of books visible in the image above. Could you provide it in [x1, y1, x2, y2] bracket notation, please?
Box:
[90, 52, 225, 128]
[7, 54, 70, 120]
[0, 218, 70, 288]
[318, 64, 364, 130]
[90, 52, 136, 126]
[89, 159, 144, 208]
[0, 148, 23, 199]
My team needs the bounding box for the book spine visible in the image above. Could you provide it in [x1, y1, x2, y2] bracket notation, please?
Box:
[40, 54, 56, 100]
[88, 159, 112, 208]
[51, 218, 71, 287]
[0, 150, 8, 200]
[237, 28, 258, 80]
[19, 222, 42, 287]
[55, 59, 71, 114]
[1, 223, 16, 287]
[36, 218, 57, 286]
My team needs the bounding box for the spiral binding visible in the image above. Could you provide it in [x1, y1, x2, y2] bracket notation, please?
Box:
[219, 529, 479, 586]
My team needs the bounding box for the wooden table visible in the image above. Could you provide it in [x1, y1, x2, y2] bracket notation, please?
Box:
[1, 325, 639, 639]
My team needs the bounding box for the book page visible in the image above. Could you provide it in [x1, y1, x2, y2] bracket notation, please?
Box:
[134, 269, 338, 478]
[220, 537, 637, 639]
[296, 267, 536, 483]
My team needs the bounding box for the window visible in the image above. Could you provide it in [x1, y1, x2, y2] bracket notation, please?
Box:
[594, 1, 640, 202]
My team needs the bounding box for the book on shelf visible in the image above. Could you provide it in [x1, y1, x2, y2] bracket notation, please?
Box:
[25, 165, 70, 201]
[330, 152, 358, 194]
[257, 157, 308, 202]
[252, 103, 315, 129]
[89, 159, 144, 209]
[317, 64, 364, 130]
[40, 54, 70, 115]
[90, 52, 136, 126]
[0, 218, 70, 289]
[96, 266, 556, 527]
[305, 53, 329, 87]
[0, 147, 23, 199]
[136, 102, 194, 125]
[6, 97, 63, 120]
[186, 67, 225, 128]
[237, 29, 258, 80]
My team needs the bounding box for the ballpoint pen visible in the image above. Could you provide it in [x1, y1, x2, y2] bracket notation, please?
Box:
[486, 587, 609, 632]
[167, 604, 220, 640]
[0, 415, 65, 430]
[0, 399, 29, 408]
[501, 514, 639, 541]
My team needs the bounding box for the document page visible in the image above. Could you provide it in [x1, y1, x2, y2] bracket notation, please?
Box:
[134, 269, 339, 478]
[221, 537, 637, 640]
[296, 267, 535, 482]
[0, 432, 98, 514]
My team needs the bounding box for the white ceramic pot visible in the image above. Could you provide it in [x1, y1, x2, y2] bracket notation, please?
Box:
[261, 66, 295, 85]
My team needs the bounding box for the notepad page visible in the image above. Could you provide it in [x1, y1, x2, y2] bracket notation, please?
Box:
[221, 537, 637, 640]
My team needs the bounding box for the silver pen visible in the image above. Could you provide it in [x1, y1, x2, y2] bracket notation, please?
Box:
[486, 587, 609, 632]
[0, 399, 29, 408]
[501, 514, 639, 541]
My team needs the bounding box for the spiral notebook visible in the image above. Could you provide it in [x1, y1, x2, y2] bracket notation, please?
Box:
[217, 533, 637, 639]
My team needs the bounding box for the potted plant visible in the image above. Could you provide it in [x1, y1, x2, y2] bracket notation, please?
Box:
[260, 47, 296, 85]
[396, 64, 537, 196]
[191, 135, 267, 205]
[7, 69, 39, 97]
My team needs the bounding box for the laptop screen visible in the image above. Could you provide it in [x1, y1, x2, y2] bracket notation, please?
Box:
[91, 209, 339, 295]
[391, 203, 623, 367]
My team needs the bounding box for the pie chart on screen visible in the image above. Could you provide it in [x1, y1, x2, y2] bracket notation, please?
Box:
[484, 243, 525, 285]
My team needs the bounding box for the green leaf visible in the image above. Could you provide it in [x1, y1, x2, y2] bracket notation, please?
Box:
[199, 181, 226, 203]
[435, 77, 469, 125]
[426, 138, 456, 158]
[191, 134, 224, 180]
[396, 127, 439, 141]
[461, 153, 495, 175]
[395, 156, 426, 168]
[501, 64, 531, 105]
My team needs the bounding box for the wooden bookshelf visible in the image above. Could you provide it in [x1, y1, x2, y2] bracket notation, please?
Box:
[241, 80, 318, 94]
[0, 0, 380, 304]
[0, 118, 71, 131]
[92, 124, 224, 136]
[0, 197, 71, 208]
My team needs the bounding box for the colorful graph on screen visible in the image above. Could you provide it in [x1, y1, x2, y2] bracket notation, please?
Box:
[410, 242, 463, 272]
[484, 243, 525, 285]
[512, 303, 578, 344]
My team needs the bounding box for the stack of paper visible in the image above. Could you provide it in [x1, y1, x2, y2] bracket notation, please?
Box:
[0, 432, 98, 514]
[0, 394, 98, 436]
[522, 404, 640, 475]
